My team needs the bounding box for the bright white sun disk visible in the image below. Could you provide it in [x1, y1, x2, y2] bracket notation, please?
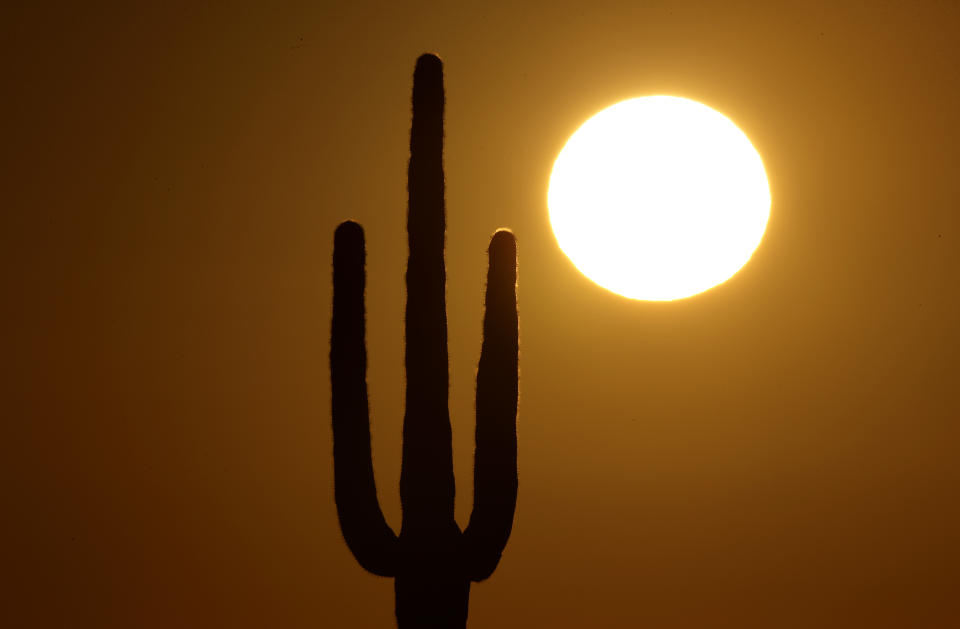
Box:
[548, 96, 771, 301]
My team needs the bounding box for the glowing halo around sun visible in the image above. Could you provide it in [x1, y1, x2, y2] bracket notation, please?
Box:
[548, 95, 771, 301]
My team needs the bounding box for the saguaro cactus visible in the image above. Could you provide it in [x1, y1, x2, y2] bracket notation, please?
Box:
[331, 54, 519, 628]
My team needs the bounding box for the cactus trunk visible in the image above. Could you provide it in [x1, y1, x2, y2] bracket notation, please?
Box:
[331, 53, 518, 628]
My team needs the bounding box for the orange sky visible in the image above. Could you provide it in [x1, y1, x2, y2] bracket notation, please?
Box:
[4, 1, 959, 627]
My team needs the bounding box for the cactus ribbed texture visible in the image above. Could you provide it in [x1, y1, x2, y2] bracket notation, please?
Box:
[331, 54, 519, 628]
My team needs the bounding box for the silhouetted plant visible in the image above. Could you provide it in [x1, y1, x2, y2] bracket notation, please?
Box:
[331, 54, 519, 628]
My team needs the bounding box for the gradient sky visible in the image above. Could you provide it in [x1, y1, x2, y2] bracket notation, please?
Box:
[4, 1, 959, 627]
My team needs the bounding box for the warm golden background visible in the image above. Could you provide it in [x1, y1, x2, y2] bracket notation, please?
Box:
[4, 1, 958, 627]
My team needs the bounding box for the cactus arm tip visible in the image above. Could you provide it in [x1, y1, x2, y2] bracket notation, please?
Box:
[415, 52, 443, 70]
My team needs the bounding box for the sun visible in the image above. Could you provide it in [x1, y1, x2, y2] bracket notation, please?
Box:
[548, 96, 771, 301]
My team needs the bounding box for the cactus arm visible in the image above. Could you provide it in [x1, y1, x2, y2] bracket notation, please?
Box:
[463, 230, 519, 581]
[331, 220, 399, 577]
[400, 53, 457, 530]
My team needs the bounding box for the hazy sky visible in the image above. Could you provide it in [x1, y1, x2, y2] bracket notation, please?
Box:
[4, 1, 959, 627]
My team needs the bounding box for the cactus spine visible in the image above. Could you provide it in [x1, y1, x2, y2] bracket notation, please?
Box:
[331, 54, 519, 628]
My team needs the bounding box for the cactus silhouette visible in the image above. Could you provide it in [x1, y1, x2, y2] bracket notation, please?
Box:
[331, 54, 519, 628]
